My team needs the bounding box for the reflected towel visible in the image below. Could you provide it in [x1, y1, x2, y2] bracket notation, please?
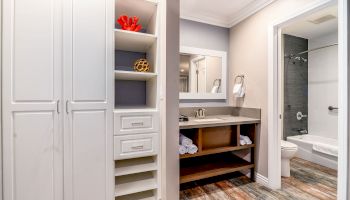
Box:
[211, 85, 219, 93]
[180, 134, 193, 146]
[313, 143, 338, 157]
[187, 144, 198, 154]
[179, 145, 188, 155]
[233, 83, 245, 97]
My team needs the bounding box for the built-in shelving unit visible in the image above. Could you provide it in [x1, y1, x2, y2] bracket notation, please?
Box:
[114, 0, 161, 199]
[180, 124, 257, 184]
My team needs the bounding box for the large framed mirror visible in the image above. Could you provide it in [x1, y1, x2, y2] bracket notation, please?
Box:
[179, 46, 227, 99]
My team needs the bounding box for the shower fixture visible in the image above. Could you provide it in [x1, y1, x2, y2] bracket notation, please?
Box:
[285, 54, 308, 64]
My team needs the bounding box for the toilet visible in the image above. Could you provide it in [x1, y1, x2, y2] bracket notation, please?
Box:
[281, 140, 298, 177]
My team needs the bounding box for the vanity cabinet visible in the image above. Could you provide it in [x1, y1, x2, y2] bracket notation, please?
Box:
[180, 122, 258, 184]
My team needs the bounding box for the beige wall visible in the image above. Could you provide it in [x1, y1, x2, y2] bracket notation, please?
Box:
[229, 0, 319, 177]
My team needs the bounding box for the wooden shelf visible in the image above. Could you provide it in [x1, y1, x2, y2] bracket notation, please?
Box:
[115, 29, 157, 52]
[115, 157, 157, 177]
[115, 70, 157, 81]
[180, 153, 254, 184]
[180, 144, 255, 159]
[115, 172, 157, 197]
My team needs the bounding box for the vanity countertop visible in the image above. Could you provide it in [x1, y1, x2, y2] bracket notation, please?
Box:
[179, 115, 260, 129]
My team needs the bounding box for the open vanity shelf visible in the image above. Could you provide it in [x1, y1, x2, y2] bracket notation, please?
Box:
[180, 123, 257, 184]
[114, 0, 161, 199]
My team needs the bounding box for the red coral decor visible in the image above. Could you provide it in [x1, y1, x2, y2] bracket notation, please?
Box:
[117, 15, 142, 32]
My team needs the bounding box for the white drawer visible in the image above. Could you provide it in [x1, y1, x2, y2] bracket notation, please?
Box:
[114, 111, 159, 135]
[114, 133, 159, 160]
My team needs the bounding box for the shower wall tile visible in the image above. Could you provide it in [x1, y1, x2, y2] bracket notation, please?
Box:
[283, 34, 308, 139]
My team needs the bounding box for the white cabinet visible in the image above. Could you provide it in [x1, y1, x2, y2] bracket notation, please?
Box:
[2, 0, 114, 199]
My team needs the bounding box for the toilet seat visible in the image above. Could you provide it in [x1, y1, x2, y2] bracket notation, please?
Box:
[281, 140, 297, 150]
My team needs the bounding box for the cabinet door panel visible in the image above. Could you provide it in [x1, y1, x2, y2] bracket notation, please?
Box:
[72, 111, 107, 200]
[72, 0, 106, 102]
[12, 0, 55, 102]
[12, 113, 56, 200]
[2, 0, 63, 199]
[63, 0, 114, 199]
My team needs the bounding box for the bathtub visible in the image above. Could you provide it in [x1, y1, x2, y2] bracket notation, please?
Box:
[287, 134, 338, 170]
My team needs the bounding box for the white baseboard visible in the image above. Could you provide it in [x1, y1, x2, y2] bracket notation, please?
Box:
[245, 171, 269, 186]
[255, 172, 269, 186]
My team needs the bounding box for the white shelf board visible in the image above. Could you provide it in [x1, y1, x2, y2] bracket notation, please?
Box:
[115, 29, 157, 52]
[115, 70, 157, 81]
[115, 157, 157, 177]
[115, 177, 157, 197]
[115, 190, 156, 200]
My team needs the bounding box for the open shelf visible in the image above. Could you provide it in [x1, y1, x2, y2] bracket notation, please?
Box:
[115, 157, 157, 177]
[115, 190, 156, 200]
[180, 153, 254, 184]
[116, 0, 158, 34]
[115, 171, 157, 197]
[115, 70, 157, 81]
[115, 78, 157, 109]
[180, 144, 255, 159]
[115, 29, 157, 52]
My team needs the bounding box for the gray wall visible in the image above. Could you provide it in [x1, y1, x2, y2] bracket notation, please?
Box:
[283, 34, 308, 139]
[180, 19, 229, 107]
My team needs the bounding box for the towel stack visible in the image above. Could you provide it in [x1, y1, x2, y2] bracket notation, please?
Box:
[179, 134, 198, 155]
[240, 135, 252, 145]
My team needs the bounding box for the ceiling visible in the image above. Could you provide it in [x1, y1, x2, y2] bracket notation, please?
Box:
[282, 5, 338, 39]
[180, 0, 275, 28]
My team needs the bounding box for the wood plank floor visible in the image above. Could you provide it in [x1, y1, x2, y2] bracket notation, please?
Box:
[180, 158, 337, 200]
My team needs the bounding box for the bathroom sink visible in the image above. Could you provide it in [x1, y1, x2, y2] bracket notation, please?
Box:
[194, 118, 223, 123]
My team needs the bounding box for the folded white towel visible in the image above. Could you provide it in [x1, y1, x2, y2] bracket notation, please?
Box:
[187, 144, 198, 154]
[179, 134, 193, 146]
[240, 139, 246, 146]
[240, 135, 252, 145]
[313, 143, 338, 157]
[233, 83, 245, 98]
[179, 145, 188, 155]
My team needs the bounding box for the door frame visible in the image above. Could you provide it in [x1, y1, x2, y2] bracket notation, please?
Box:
[267, 0, 348, 199]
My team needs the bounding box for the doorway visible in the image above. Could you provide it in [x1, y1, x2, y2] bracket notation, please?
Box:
[268, 0, 348, 199]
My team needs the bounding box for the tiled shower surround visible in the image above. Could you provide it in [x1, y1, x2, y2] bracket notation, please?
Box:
[283, 34, 308, 139]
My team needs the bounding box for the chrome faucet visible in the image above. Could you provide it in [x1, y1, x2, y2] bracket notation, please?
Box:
[195, 108, 206, 119]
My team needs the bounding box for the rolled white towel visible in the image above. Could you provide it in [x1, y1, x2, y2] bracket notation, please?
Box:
[180, 134, 193, 146]
[241, 135, 252, 145]
[187, 144, 198, 154]
[179, 145, 188, 155]
[240, 139, 246, 146]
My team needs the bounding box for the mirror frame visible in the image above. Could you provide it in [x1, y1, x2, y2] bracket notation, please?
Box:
[179, 46, 227, 100]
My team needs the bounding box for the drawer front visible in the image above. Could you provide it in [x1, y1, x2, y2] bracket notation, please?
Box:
[114, 112, 159, 135]
[114, 133, 159, 160]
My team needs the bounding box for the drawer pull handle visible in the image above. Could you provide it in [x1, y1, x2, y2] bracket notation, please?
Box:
[131, 145, 144, 150]
[131, 122, 144, 126]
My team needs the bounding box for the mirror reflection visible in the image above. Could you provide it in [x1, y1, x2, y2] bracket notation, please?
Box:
[179, 54, 222, 94]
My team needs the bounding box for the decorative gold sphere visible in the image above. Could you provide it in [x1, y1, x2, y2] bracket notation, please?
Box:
[133, 59, 150, 72]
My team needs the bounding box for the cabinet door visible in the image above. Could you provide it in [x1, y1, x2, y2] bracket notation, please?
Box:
[2, 0, 63, 199]
[62, 0, 114, 199]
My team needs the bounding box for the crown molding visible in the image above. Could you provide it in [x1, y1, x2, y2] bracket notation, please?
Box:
[180, 0, 276, 28]
[228, 0, 276, 27]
